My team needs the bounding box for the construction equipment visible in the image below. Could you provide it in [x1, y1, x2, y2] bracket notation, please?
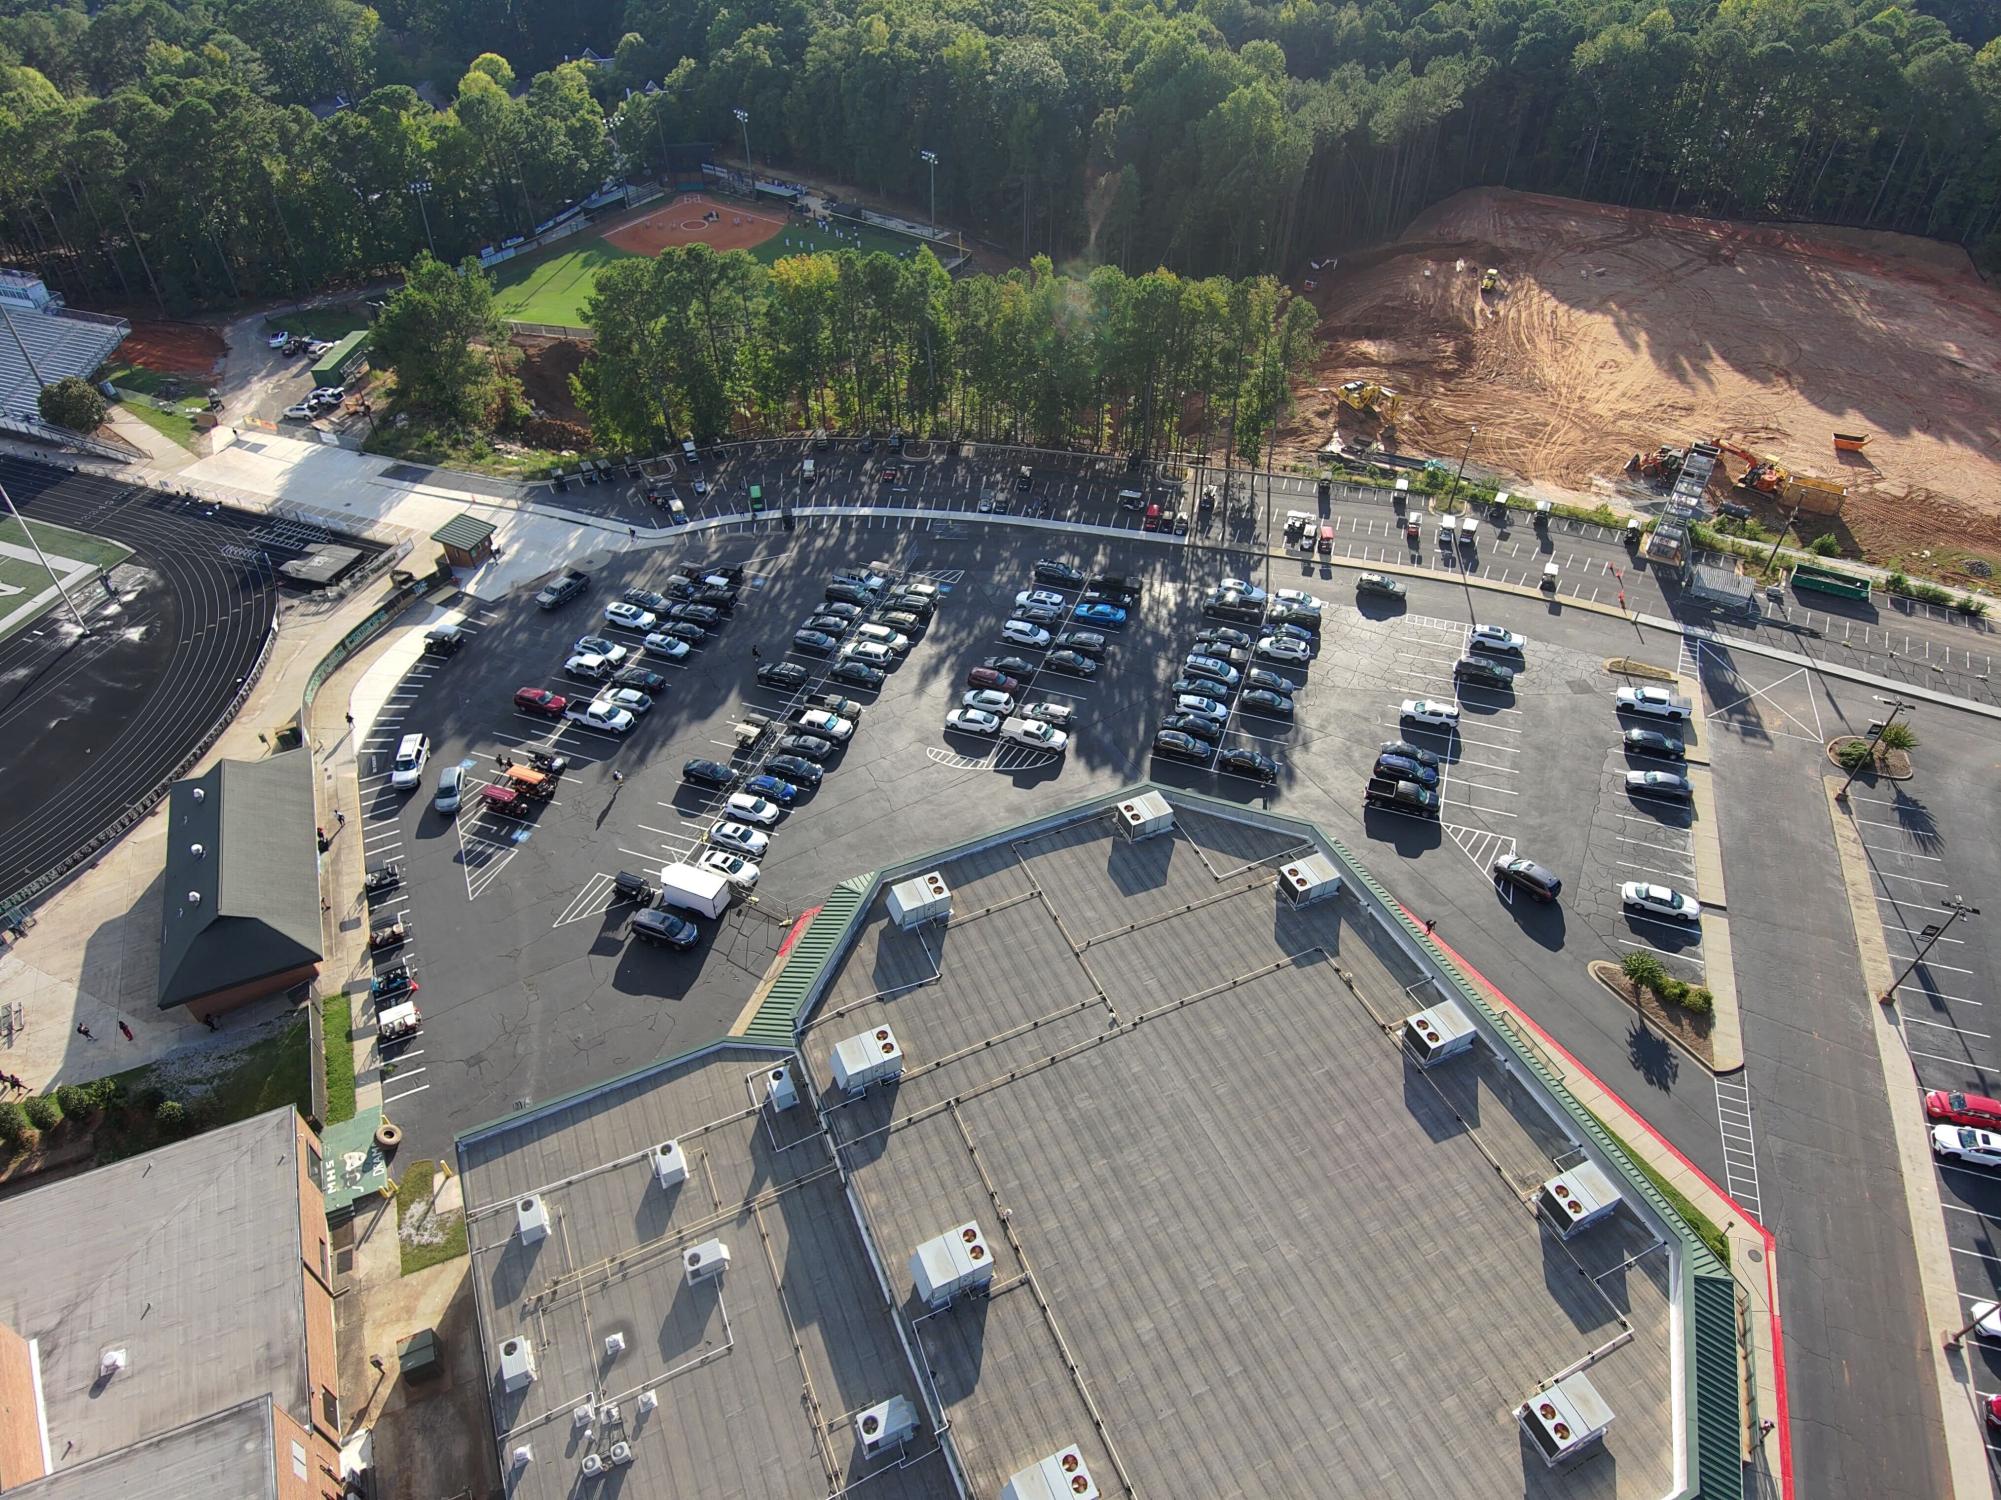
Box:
[1833, 431, 1870, 453]
[1480, 268, 1502, 294]
[1714, 439, 1846, 510]
[1336, 380, 1404, 431]
[1624, 446, 1685, 487]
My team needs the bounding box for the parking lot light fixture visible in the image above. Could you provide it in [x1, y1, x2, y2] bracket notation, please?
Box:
[1837, 694, 1915, 803]
[919, 150, 938, 231]
[1884, 894, 1976, 1008]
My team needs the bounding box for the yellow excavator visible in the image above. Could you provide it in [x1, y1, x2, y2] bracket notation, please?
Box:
[1480, 267, 1501, 294]
[1336, 379, 1403, 429]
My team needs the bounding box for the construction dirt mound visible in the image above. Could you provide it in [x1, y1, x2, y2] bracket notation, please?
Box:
[512, 334, 591, 428]
[1287, 188, 2001, 578]
[121, 319, 226, 379]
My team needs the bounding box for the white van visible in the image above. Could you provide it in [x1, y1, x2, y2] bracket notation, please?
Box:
[390, 733, 430, 789]
[680, 438, 699, 463]
[802, 456, 816, 481]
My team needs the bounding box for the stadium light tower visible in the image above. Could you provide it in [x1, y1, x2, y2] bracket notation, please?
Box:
[407, 179, 435, 258]
[733, 108, 752, 174]
[920, 149, 938, 231]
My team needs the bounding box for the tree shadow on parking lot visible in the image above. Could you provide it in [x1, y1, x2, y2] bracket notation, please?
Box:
[1361, 804, 1444, 856]
[1626, 1017, 1679, 1091]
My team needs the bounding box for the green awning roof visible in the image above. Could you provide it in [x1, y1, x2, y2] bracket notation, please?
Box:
[431, 513, 496, 550]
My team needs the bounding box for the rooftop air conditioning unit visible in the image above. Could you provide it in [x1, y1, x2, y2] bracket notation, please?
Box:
[581, 1452, 606, 1478]
[97, 1348, 128, 1380]
[1401, 1000, 1477, 1068]
[573, 1401, 596, 1431]
[855, 1395, 920, 1459]
[604, 1332, 627, 1359]
[609, 1442, 634, 1466]
[1277, 853, 1342, 907]
[887, 871, 952, 930]
[1000, 1445, 1099, 1500]
[1114, 791, 1173, 841]
[651, 1139, 687, 1189]
[516, 1194, 551, 1243]
[910, 1221, 995, 1309]
[1517, 1371, 1614, 1468]
[831, 1027, 904, 1096]
[498, 1337, 537, 1392]
[1537, 1160, 1624, 1238]
[766, 1063, 799, 1111]
[510, 1446, 533, 1470]
[684, 1239, 731, 1285]
[637, 1390, 659, 1414]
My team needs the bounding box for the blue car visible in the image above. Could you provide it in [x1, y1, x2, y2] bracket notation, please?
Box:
[1074, 601, 1128, 627]
[1375, 753, 1438, 787]
[744, 773, 798, 806]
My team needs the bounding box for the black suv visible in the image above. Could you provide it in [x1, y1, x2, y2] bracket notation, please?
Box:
[1034, 560, 1085, 587]
[1453, 655, 1516, 688]
[632, 907, 700, 949]
[1491, 856, 1562, 903]
[623, 587, 670, 612]
[757, 661, 809, 690]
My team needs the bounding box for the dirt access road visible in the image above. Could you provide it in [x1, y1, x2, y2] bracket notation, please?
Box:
[1286, 188, 2001, 578]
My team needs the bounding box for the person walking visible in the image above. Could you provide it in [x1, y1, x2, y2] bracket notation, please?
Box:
[334, 808, 345, 829]
[751, 643, 761, 661]
[117, 1020, 134, 1041]
[76, 1023, 95, 1040]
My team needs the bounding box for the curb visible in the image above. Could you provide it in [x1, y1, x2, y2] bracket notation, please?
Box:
[1822, 781, 1994, 1500]
[1586, 961, 1722, 1073]
[1680, 679, 1743, 1070]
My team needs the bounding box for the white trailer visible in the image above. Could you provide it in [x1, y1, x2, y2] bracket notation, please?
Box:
[655, 863, 731, 919]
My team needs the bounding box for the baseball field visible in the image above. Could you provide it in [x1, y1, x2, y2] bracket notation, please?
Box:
[491, 194, 941, 328]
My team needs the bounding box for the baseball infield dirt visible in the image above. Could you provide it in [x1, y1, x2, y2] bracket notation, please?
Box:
[121, 320, 227, 379]
[1286, 188, 2001, 575]
[602, 195, 787, 258]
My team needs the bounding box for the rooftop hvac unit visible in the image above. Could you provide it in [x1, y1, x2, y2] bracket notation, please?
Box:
[97, 1348, 128, 1380]
[609, 1442, 634, 1466]
[910, 1221, 995, 1309]
[831, 1027, 904, 1095]
[766, 1063, 799, 1111]
[854, 1395, 920, 1458]
[604, 1332, 626, 1359]
[573, 1401, 596, 1431]
[887, 871, 952, 930]
[498, 1337, 537, 1392]
[1000, 1445, 1100, 1500]
[515, 1194, 551, 1243]
[510, 1445, 533, 1470]
[1401, 1000, 1477, 1068]
[1537, 1160, 1624, 1238]
[1277, 853, 1342, 907]
[1517, 1371, 1615, 1468]
[651, 1139, 687, 1189]
[637, 1390, 659, 1414]
[1114, 791, 1173, 841]
[581, 1452, 605, 1478]
[684, 1238, 731, 1285]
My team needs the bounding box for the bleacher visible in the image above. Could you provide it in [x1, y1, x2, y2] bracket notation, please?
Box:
[0, 270, 130, 423]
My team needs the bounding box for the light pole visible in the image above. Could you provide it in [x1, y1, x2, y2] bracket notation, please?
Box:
[1838, 693, 1915, 803]
[0, 480, 91, 635]
[1445, 422, 1478, 509]
[733, 108, 752, 177]
[919, 149, 938, 232]
[1760, 500, 1802, 578]
[407, 179, 435, 258]
[1894, 894, 1979, 1011]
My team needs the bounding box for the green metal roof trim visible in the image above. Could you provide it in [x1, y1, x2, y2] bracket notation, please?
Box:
[737, 872, 876, 1044]
[430, 512, 497, 550]
[1690, 1270, 1747, 1500]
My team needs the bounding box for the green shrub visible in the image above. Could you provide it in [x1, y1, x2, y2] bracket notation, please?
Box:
[1876, 722, 1918, 752]
[23, 1094, 62, 1132]
[1886, 570, 1911, 594]
[1620, 951, 1667, 992]
[1955, 595, 1989, 618]
[1835, 738, 1874, 770]
[154, 1099, 187, 1134]
[136, 1085, 166, 1112]
[1658, 975, 1690, 1006]
[90, 1076, 126, 1110]
[54, 1083, 92, 1117]
[0, 1099, 27, 1148]
[1807, 534, 1841, 556]
[1683, 986, 1715, 1016]
[37, 375, 108, 432]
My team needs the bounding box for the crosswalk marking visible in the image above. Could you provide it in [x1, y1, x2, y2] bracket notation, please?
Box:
[1714, 1073, 1764, 1220]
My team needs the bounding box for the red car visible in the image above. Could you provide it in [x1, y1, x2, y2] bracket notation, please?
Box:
[1144, 503, 1162, 531]
[1925, 1089, 2001, 1129]
[966, 667, 1023, 695]
[1987, 1393, 2001, 1430]
[514, 686, 569, 718]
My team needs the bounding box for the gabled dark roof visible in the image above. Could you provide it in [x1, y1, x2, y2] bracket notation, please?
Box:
[157, 751, 322, 1008]
[430, 512, 496, 551]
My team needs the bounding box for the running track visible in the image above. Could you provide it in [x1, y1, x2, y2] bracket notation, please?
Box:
[0, 456, 280, 907]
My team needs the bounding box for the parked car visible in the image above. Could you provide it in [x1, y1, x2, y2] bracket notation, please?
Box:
[1015, 589, 1067, 611]
[1378, 739, 1439, 768]
[1931, 1125, 2001, 1170]
[1001, 717, 1068, 751]
[1001, 620, 1053, 649]
[803, 613, 854, 637]
[983, 654, 1040, 678]
[1183, 655, 1241, 688]
[744, 774, 797, 806]
[282, 402, 316, 421]
[967, 667, 1023, 695]
[1624, 728, 1686, 760]
[604, 602, 656, 631]
[643, 632, 694, 660]
[708, 820, 770, 856]
[1454, 655, 1516, 688]
[828, 660, 887, 689]
[1492, 857, 1562, 903]
[1401, 699, 1461, 728]
[623, 587, 669, 612]
[1152, 729, 1214, 764]
[652, 621, 707, 646]
[1044, 650, 1097, 677]
[1173, 694, 1229, 721]
[756, 661, 809, 690]
[603, 687, 654, 716]
[963, 688, 1017, 715]
[1620, 881, 1700, 922]
[1626, 770, 1693, 800]
[616, 667, 667, 695]
[683, 758, 734, 789]
[1196, 626, 1253, 651]
[1239, 688, 1294, 718]
[1617, 685, 1693, 721]
[699, 849, 761, 891]
[566, 699, 636, 734]
[564, 653, 612, 682]
[1262, 623, 1317, 653]
[1255, 635, 1312, 665]
[776, 732, 835, 762]
[1160, 712, 1223, 743]
[1022, 701, 1076, 729]
[817, 600, 865, 622]
[572, 635, 629, 667]
[1266, 604, 1321, 632]
[842, 640, 896, 667]
[1034, 560, 1085, 586]
[1355, 572, 1406, 601]
[767, 754, 824, 786]
[1053, 629, 1107, 658]
[1468, 624, 1527, 655]
[726, 792, 783, 826]
[1246, 668, 1300, 697]
[1375, 753, 1437, 787]
[854, 623, 911, 653]
[794, 709, 854, 742]
[794, 629, 839, 655]
[880, 609, 928, 635]
[1925, 1090, 2001, 1129]
[946, 708, 1002, 736]
[514, 687, 568, 718]
[1218, 747, 1279, 783]
[632, 907, 701, 949]
[1074, 602, 1128, 627]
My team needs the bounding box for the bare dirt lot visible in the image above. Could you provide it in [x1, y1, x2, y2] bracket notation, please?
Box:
[120, 319, 227, 379]
[1286, 188, 2001, 576]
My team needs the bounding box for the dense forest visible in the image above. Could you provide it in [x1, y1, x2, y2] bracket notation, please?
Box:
[562, 245, 1319, 455]
[1, 0, 1998, 311]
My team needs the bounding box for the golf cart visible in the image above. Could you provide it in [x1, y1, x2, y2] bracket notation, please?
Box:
[377, 1001, 422, 1043]
[363, 863, 401, 897]
[367, 919, 408, 952]
[371, 965, 418, 999]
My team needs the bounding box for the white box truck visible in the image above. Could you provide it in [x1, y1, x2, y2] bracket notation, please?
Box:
[656, 863, 731, 919]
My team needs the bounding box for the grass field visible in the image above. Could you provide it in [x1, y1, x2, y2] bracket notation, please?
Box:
[0, 515, 130, 570]
[491, 217, 943, 328]
[0, 516, 131, 643]
[119, 398, 202, 451]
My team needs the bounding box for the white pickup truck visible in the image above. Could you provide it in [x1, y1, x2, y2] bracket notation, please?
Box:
[1001, 717, 1069, 752]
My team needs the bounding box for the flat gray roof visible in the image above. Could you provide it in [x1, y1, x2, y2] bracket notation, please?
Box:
[5, 1397, 278, 1500]
[457, 1044, 950, 1500]
[0, 1108, 310, 1471]
[806, 806, 1679, 1499]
